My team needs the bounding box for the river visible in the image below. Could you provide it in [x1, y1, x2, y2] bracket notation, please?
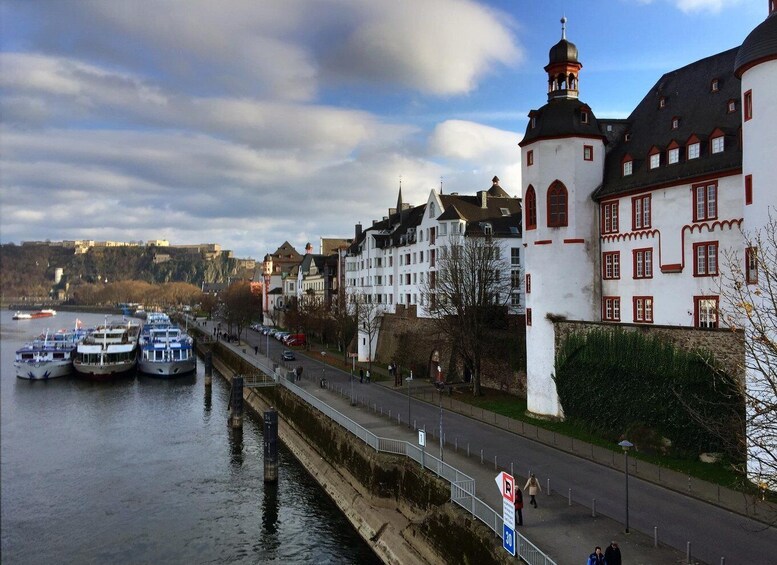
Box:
[0, 310, 380, 564]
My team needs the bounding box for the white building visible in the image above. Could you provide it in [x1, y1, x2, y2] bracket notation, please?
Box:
[346, 177, 524, 362]
[522, 8, 777, 483]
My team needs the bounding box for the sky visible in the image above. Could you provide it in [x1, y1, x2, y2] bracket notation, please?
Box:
[0, 0, 768, 259]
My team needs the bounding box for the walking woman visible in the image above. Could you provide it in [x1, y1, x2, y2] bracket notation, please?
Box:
[523, 473, 541, 508]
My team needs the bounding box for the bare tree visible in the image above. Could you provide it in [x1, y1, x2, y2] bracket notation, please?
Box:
[331, 285, 357, 359]
[422, 233, 511, 396]
[718, 215, 777, 492]
[354, 290, 383, 372]
[222, 280, 262, 340]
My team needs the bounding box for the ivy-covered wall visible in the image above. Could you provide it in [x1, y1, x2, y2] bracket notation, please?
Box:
[554, 326, 744, 459]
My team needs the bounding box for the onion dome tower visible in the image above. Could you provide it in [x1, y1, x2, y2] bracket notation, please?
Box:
[520, 18, 605, 419]
[734, 2, 777, 489]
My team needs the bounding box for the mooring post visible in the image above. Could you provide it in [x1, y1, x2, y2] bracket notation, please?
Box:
[228, 375, 244, 428]
[204, 351, 213, 386]
[263, 408, 278, 482]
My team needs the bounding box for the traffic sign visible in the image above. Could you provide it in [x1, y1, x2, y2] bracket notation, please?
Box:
[503, 524, 516, 556]
[348, 352, 358, 358]
[494, 471, 515, 504]
[418, 429, 426, 447]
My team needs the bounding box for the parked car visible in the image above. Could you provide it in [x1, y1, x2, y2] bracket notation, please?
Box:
[283, 333, 306, 347]
[282, 350, 296, 361]
[275, 332, 290, 341]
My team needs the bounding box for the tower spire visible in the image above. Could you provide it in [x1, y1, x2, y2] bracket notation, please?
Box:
[561, 15, 567, 39]
[396, 175, 404, 225]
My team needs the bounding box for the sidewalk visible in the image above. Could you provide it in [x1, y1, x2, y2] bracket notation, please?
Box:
[196, 321, 777, 564]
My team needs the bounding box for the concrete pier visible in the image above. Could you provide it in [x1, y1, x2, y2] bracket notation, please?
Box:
[204, 351, 212, 386]
[228, 375, 243, 428]
[263, 408, 279, 482]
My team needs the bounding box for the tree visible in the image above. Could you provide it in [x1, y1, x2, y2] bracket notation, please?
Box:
[354, 290, 383, 372]
[222, 280, 262, 340]
[330, 285, 357, 359]
[718, 215, 777, 492]
[421, 233, 512, 396]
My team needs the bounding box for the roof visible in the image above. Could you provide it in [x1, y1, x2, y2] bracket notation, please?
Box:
[595, 48, 742, 200]
[547, 38, 579, 66]
[735, 10, 777, 77]
[519, 98, 605, 147]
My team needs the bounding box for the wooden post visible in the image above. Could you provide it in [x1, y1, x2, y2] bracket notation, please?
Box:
[228, 376, 243, 428]
[263, 408, 279, 482]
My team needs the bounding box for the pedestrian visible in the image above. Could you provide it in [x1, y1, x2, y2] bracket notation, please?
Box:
[587, 546, 605, 565]
[514, 487, 524, 526]
[254, 345, 258, 355]
[359, 368, 364, 383]
[365, 369, 370, 383]
[604, 541, 621, 565]
[523, 473, 541, 508]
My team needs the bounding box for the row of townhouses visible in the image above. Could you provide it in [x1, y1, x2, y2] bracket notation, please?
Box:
[257, 5, 776, 485]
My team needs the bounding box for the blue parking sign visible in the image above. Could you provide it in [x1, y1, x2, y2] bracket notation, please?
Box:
[503, 524, 516, 556]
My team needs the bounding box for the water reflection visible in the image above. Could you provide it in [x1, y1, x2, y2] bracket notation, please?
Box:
[229, 426, 244, 467]
[203, 385, 212, 415]
[261, 480, 280, 559]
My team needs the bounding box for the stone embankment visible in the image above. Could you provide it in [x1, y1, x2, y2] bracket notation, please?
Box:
[203, 341, 513, 565]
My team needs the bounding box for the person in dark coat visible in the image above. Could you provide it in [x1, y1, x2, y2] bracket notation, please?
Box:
[604, 541, 622, 565]
[514, 487, 524, 526]
[587, 546, 605, 565]
[359, 368, 364, 383]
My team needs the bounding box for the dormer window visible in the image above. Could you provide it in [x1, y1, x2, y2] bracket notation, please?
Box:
[500, 208, 510, 216]
[625, 133, 632, 142]
[671, 117, 680, 130]
[649, 153, 660, 170]
[727, 99, 736, 113]
[667, 141, 680, 165]
[581, 111, 589, 124]
[686, 134, 701, 160]
[659, 96, 666, 109]
[710, 129, 725, 154]
[622, 157, 633, 177]
[711, 78, 719, 92]
[530, 116, 537, 129]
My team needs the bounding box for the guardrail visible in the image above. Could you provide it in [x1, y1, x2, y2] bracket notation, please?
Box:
[277, 371, 557, 565]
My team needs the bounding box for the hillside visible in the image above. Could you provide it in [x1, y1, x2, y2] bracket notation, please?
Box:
[0, 244, 243, 298]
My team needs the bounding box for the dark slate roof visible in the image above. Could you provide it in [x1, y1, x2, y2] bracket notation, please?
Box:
[438, 193, 522, 238]
[519, 98, 605, 147]
[735, 10, 777, 77]
[438, 205, 466, 221]
[594, 48, 742, 201]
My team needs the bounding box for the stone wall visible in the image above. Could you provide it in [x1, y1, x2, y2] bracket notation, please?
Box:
[554, 320, 745, 381]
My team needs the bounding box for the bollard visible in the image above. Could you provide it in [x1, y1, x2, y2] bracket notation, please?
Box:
[414, 419, 417, 431]
[455, 437, 458, 452]
[388, 409, 391, 419]
[480, 449, 484, 464]
[467, 443, 470, 457]
[228, 376, 244, 428]
[687, 541, 691, 563]
[494, 455, 498, 470]
[654, 526, 658, 548]
[511, 462, 514, 477]
[263, 409, 278, 482]
[592, 498, 596, 517]
[568, 488, 572, 506]
[204, 351, 213, 386]
[547, 478, 551, 496]
[397, 413, 401, 425]
[720, 558, 725, 565]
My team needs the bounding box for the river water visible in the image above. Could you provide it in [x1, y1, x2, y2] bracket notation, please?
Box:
[0, 311, 380, 564]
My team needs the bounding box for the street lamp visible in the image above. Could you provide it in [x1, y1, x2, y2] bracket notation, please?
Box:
[437, 373, 444, 462]
[406, 370, 413, 429]
[618, 439, 634, 533]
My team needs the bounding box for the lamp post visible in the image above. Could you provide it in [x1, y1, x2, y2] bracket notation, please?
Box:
[618, 439, 633, 533]
[406, 370, 413, 429]
[437, 373, 444, 462]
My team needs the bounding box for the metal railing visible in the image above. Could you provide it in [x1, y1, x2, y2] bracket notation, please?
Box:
[277, 371, 557, 565]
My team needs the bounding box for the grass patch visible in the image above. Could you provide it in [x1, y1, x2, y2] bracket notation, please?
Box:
[456, 388, 750, 492]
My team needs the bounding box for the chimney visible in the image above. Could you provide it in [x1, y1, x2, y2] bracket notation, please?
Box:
[389, 207, 397, 217]
[478, 190, 488, 208]
[355, 223, 362, 239]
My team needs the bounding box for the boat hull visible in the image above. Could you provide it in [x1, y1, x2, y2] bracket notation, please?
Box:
[73, 359, 137, 380]
[137, 358, 196, 378]
[14, 360, 73, 380]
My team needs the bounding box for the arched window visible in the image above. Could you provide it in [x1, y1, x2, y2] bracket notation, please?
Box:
[525, 185, 537, 230]
[547, 181, 568, 227]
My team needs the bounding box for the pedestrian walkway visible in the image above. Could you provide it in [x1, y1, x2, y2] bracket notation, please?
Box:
[194, 319, 777, 564]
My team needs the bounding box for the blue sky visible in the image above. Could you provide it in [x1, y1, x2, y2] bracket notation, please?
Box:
[0, 0, 767, 258]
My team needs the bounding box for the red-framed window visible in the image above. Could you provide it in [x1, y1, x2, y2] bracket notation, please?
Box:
[694, 296, 719, 328]
[692, 181, 717, 221]
[633, 296, 654, 323]
[744, 90, 752, 121]
[526, 308, 532, 326]
[525, 185, 537, 230]
[603, 251, 620, 280]
[603, 297, 621, 322]
[527, 150, 534, 167]
[632, 194, 651, 230]
[745, 174, 753, 205]
[693, 241, 718, 276]
[746, 247, 758, 285]
[525, 273, 531, 294]
[583, 145, 593, 161]
[547, 181, 568, 227]
[633, 248, 653, 279]
[601, 201, 619, 234]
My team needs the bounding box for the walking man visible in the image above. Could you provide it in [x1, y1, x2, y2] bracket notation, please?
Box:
[254, 345, 258, 355]
[359, 368, 364, 383]
[523, 473, 541, 508]
[587, 546, 606, 565]
[604, 541, 622, 565]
